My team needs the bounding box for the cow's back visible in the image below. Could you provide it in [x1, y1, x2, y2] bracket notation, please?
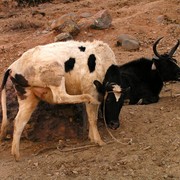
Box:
[9, 40, 117, 96]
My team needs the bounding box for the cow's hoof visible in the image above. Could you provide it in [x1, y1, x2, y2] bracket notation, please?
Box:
[12, 153, 20, 162]
[98, 140, 106, 146]
[92, 139, 106, 146]
[12, 149, 20, 162]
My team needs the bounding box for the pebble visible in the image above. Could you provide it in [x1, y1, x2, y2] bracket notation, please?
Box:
[72, 170, 78, 174]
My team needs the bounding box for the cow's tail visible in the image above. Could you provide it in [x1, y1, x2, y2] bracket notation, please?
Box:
[0, 69, 10, 140]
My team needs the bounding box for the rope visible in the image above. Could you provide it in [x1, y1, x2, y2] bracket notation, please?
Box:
[102, 92, 132, 145]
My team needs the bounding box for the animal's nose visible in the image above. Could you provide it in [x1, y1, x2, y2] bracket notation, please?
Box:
[108, 121, 120, 130]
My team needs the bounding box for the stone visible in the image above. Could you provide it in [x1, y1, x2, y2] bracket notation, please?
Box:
[50, 13, 80, 36]
[156, 15, 166, 24]
[117, 34, 138, 46]
[90, 9, 112, 29]
[54, 32, 73, 42]
[122, 39, 140, 50]
[51, 13, 79, 30]
[79, 12, 92, 18]
[116, 33, 140, 50]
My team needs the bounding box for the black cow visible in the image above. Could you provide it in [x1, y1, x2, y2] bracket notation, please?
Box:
[94, 37, 180, 129]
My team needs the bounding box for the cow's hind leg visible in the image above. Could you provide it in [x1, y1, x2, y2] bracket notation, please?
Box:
[11, 90, 39, 161]
[0, 119, 9, 141]
[0, 89, 9, 141]
[85, 103, 105, 146]
[0, 116, 9, 141]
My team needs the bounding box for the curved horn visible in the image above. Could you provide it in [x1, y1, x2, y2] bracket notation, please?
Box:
[153, 37, 163, 58]
[105, 82, 116, 91]
[168, 40, 180, 58]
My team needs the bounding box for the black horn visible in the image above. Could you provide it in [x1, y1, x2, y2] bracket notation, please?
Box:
[168, 40, 180, 58]
[153, 37, 163, 58]
[105, 82, 114, 88]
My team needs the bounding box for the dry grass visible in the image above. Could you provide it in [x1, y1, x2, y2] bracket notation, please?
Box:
[4, 18, 44, 32]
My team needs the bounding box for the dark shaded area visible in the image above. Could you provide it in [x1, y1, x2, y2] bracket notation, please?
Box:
[0, 81, 88, 142]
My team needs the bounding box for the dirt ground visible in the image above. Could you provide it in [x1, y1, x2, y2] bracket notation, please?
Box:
[0, 0, 180, 179]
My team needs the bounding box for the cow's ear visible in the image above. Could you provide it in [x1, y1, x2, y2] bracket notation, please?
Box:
[94, 80, 103, 93]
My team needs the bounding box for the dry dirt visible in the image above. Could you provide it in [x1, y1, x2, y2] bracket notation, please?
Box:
[0, 0, 180, 179]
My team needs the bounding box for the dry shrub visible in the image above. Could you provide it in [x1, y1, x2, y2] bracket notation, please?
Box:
[8, 18, 43, 31]
[15, 0, 52, 7]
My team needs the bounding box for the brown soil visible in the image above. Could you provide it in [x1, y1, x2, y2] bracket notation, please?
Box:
[0, 0, 180, 179]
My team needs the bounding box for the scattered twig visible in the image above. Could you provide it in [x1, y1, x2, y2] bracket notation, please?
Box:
[33, 146, 57, 156]
[34, 139, 131, 157]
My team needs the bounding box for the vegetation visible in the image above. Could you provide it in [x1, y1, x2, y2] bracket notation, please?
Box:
[15, 0, 52, 6]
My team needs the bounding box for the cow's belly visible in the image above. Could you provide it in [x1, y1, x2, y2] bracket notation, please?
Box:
[65, 80, 82, 95]
[64, 73, 83, 95]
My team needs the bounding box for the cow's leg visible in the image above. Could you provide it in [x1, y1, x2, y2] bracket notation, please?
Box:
[50, 77, 99, 105]
[0, 119, 9, 141]
[140, 96, 159, 104]
[85, 103, 105, 146]
[11, 90, 39, 161]
[0, 118, 9, 141]
[0, 89, 9, 141]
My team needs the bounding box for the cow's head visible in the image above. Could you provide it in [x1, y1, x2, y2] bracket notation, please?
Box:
[152, 37, 180, 82]
[94, 65, 130, 130]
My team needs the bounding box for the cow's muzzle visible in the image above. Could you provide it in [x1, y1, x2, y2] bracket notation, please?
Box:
[108, 121, 120, 130]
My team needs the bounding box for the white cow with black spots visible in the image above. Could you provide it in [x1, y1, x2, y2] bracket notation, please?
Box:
[0, 40, 117, 161]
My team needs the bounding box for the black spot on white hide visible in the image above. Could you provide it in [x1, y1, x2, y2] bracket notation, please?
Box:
[64, 57, 76, 72]
[88, 54, 96, 73]
[78, 46, 86, 52]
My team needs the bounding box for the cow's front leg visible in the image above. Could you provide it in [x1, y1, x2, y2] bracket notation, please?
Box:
[85, 103, 105, 146]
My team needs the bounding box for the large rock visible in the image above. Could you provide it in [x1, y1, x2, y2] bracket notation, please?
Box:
[78, 10, 112, 30]
[117, 34, 140, 51]
[90, 10, 112, 29]
[122, 39, 140, 51]
[50, 13, 80, 36]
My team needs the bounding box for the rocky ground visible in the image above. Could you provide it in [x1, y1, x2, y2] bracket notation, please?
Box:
[0, 0, 180, 179]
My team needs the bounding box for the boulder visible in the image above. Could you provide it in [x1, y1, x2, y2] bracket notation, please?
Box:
[90, 9, 112, 29]
[50, 13, 80, 36]
[78, 9, 112, 30]
[122, 39, 140, 51]
[117, 34, 140, 50]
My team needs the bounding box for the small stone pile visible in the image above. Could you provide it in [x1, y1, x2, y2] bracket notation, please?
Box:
[50, 9, 140, 51]
[51, 9, 112, 42]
